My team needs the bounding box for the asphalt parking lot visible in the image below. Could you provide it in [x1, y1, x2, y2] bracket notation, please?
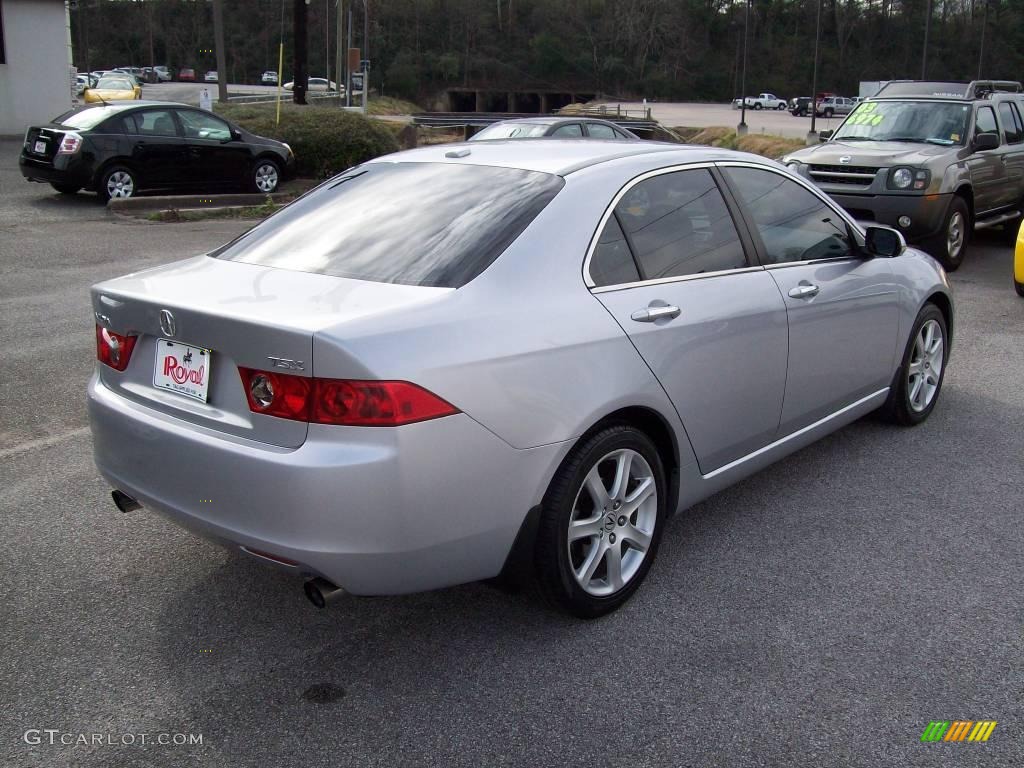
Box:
[1, 138, 1022, 767]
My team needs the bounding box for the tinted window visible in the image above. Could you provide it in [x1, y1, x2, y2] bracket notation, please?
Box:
[135, 110, 179, 137]
[998, 102, 1022, 144]
[975, 106, 998, 138]
[726, 167, 853, 264]
[551, 124, 583, 137]
[213, 163, 564, 288]
[178, 110, 232, 140]
[472, 122, 549, 139]
[590, 216, 640, 287]
[587, 124, 620, 139]
[614, 169, 747, 279]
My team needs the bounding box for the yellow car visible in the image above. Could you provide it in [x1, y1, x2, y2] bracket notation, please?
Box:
[1016, 220, 1024, 296]
[83, 76, 141, 103]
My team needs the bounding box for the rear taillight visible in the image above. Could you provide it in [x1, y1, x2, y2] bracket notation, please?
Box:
[237, 368, 459, 426]
[59, 133, 83, 154]
[95, 325, 138, 371]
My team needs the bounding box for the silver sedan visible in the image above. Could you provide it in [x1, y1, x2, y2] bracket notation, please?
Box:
[88, 140, 953, 617]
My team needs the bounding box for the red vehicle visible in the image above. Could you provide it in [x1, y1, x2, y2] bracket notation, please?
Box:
[178, 68, 196, 82]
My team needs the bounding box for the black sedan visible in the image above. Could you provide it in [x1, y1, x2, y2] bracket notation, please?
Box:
[19, 102, 294, 201]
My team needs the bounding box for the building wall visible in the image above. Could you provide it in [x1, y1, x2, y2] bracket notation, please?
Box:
[0, 0, 72, 136]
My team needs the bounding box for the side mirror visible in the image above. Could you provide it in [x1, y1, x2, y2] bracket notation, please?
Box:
[973, 132, 999, 151]
[818, 130, 833, 141]
[231, 128, 242, 141]
[864, 226, 905, 258]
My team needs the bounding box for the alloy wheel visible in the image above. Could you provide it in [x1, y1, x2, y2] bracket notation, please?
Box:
[947, 210, 965, 261]
[907, 318, 944, 412]
[255, 163, 279, 193]
[106, 171, 134, 198]
[567, 448, 657, 597]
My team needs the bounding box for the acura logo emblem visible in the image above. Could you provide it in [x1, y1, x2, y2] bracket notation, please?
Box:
[839, 155, 852, 164]
[159, 309, 177, 337]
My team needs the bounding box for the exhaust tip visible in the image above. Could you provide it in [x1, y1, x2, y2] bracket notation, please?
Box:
[304, 577, 344, 609]
[111, 489, 141, 513]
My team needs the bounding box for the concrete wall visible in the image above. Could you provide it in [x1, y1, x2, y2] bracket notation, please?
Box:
[0, 0, 72, 136]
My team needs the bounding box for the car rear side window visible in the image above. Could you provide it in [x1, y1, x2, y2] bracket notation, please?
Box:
[604, 168, 747, 282]
[590, 216, 640, 286]
[135, 110, 179, 137]
[998, 102, 1022, 144]
[725, 167, 853, 264]
[212, 163, 564, 288]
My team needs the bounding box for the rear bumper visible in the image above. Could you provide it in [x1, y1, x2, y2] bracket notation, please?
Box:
[825, 191, 951, 242]
[87, 373, 567, 595]
[19, 153, 94, 188]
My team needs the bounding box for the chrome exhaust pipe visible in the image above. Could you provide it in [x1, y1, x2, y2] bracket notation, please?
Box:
[304, 577, 345, 608]
[111, 489, 141, 513]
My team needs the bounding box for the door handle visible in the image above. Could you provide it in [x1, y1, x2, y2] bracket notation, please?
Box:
[631, 305, 681, 323]
[788, 283, 820, 299]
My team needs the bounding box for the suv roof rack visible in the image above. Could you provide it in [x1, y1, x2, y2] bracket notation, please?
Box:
[874, 80, 1022, 99]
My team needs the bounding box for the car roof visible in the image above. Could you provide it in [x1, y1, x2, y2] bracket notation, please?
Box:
[367, 139, 771, 176]
[487, 116, 625, 127]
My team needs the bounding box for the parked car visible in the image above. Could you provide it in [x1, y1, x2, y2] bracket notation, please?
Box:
[19, 102, 294, 200]
[783, 79, 1024, 270]
[111, 68, 144, 87]
[83, 76, 141, 103]
[283, 76, 339, 92]
[204, 71, 218, 83]
[178, 68, 196, 82]
[261, 70, 278, 85]
[470, 117, 638, 140]
[815, 96, 856, 118]
[74, 75, 90, 96]
[733, 93, 788, 110]
[85, 139, 952, 617]
[1015, 221, 1024, 296]
[153, 65, 172, 82]
[789, 96, 812, 116]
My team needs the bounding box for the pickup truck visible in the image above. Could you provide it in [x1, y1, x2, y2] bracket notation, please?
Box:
[732, 93, 788, 111]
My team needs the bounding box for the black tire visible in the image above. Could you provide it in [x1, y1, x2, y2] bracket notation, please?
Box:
[923, 196, 970, 271]
[534, 424, 667, 619]
[753, 102, 762, 110]
[1015, 279, 1024, 297]
[879, 303, 948, 426]
[777, 103, 787, 110]
[51, 182, 80, 195]
[998, 205, 1022, 245]
[824, 108, 834, 118]
[250, 158, 281, 194]
[97, 165, 137, 202]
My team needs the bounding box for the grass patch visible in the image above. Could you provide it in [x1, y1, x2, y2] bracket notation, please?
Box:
[367, 96, 423, 115]
[674, 125, 805, 159]
[215, 101, 399, 178]
[146, 196, 284, 223]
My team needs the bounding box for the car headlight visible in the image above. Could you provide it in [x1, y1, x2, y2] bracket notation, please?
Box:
[889, 167, 914, 189]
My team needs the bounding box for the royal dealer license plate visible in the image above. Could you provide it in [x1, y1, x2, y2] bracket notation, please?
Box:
[153, 339, 211, 402]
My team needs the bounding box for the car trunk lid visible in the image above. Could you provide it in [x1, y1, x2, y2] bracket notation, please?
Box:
[91, 256, 451, 448]
[23, 125, 65, 163]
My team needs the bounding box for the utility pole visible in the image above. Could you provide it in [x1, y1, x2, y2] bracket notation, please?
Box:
[808, 0, 822, 143]
[737, 0, 749, 135]
[336, 0, 344, 100]
[293, 0, 308, 104]
[361, 0, 368, 113]
[212, 0, 228, 102]
[922, 0, 932, 79]
[977, 0, 988, 78]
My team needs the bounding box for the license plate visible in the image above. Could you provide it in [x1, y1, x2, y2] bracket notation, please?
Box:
[34, 140, 47, 154]
[153, 339, 211, 402]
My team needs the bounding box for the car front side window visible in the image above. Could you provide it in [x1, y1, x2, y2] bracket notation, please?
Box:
[177, 110, 232, 141]
[725, 167, 854, 265]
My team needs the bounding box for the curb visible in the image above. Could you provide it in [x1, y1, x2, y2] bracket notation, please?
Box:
[108, 192, 290, 213]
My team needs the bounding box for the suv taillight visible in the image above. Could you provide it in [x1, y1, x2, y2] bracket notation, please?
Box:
[96, 325, 138, 371]
[238, 368, 459, 426]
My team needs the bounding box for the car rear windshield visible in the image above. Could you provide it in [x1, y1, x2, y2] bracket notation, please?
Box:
[211, 162, 564, 288]
[54, 107, 120, 130]
[474, 123, 550, 139]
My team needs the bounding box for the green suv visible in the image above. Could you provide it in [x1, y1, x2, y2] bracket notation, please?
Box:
[782, 80, 1024, 270]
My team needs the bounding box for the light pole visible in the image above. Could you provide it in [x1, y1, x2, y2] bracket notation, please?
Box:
[977, 0, 989, 79]
[808, 0, 822, 143]
[737, 0, 750, 135]
[922, 0, 932, 79]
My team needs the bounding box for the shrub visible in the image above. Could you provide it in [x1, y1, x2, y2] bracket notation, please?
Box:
[216, 102, 400, 179]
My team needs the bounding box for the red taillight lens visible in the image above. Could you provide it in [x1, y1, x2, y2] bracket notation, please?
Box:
[59, 133, 82, 154]
[237, 368, 458, 426]
[95, 324, 137, 371]
[238, 367, 312, 421]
